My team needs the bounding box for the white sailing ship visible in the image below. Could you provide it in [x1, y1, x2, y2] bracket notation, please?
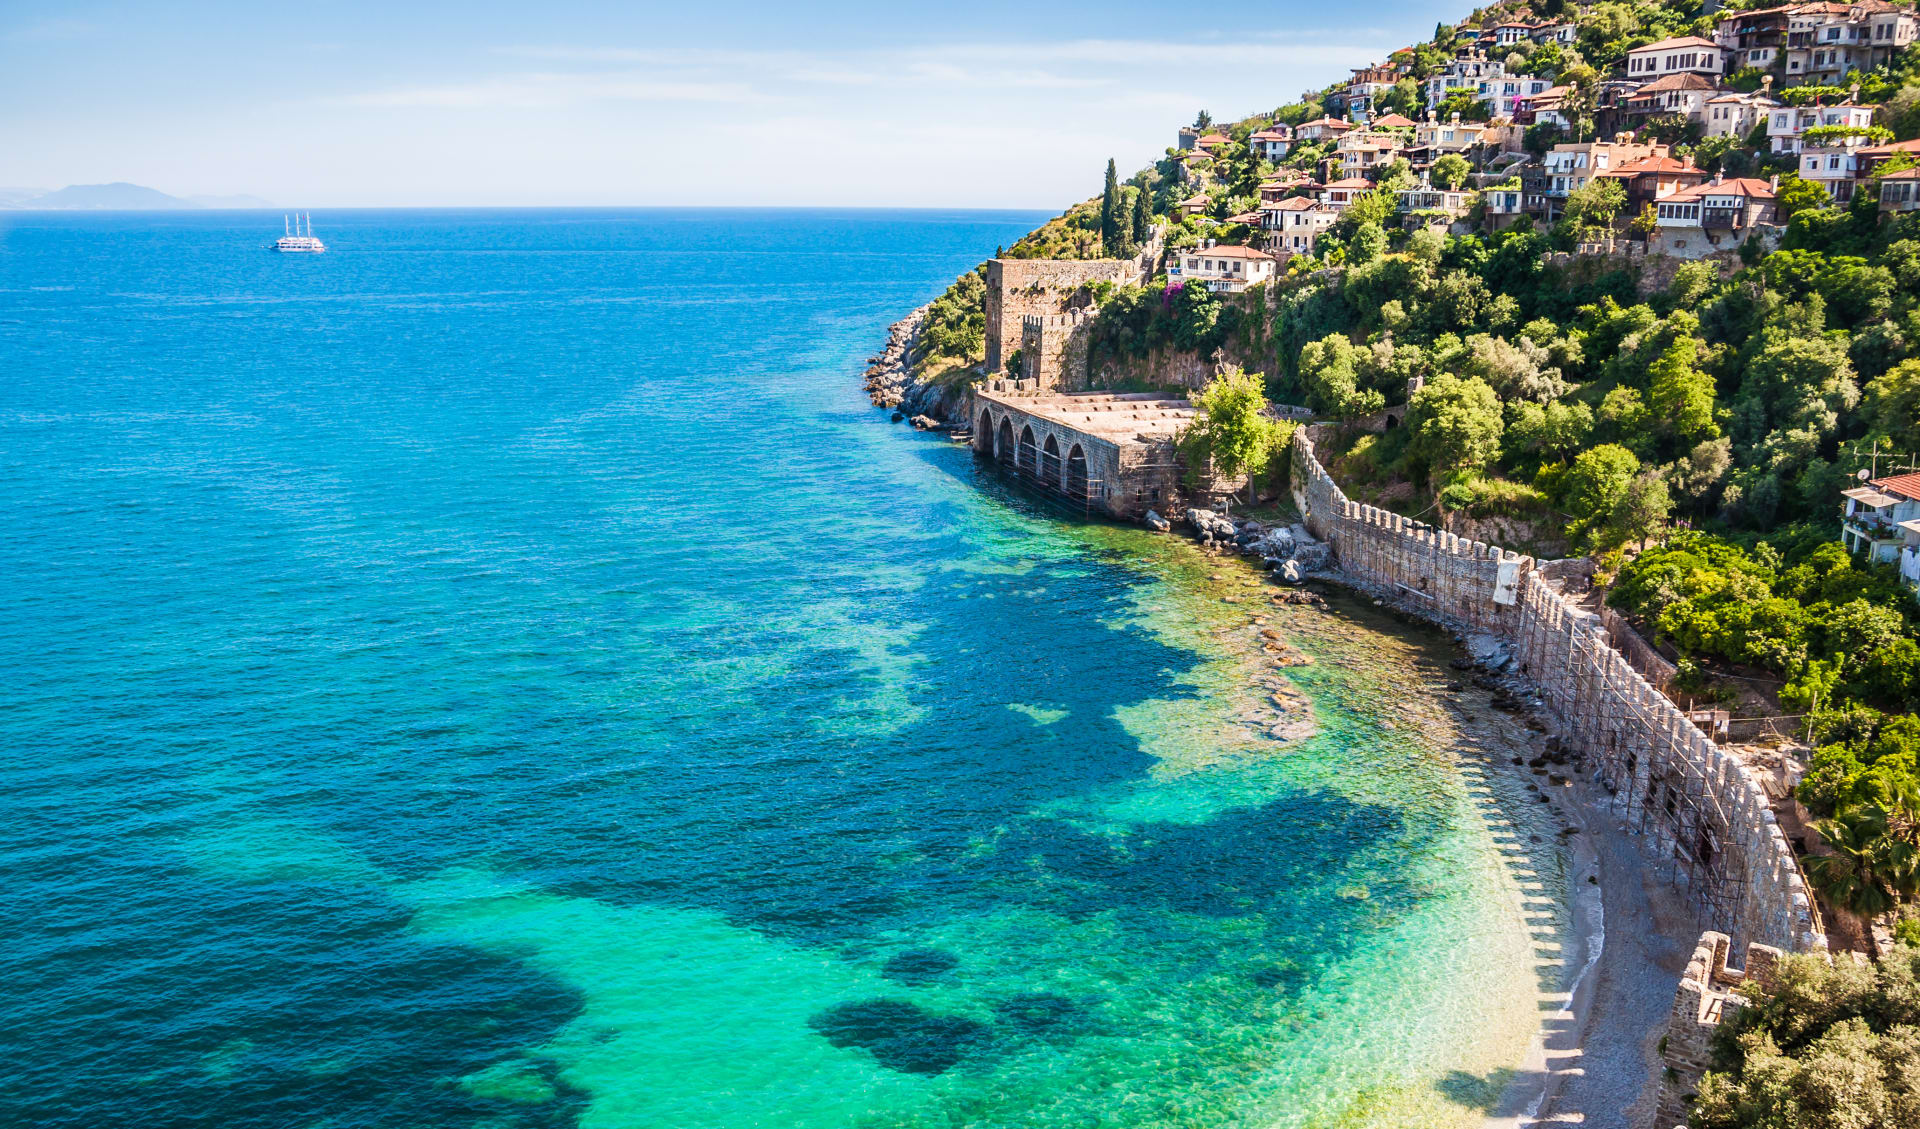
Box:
[275, 213, 326, 253]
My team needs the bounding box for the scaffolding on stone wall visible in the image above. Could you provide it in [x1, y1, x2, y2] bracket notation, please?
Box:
[1517, 582, 1746, 931]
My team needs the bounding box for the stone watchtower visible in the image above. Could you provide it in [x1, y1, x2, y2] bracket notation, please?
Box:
[1655, 931, 1784, 1129]
[1017, 308, 1096, 391]
[982, 257, 1144, 379]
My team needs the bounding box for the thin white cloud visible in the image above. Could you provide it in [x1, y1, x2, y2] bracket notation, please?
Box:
[320, 73, 767, 110]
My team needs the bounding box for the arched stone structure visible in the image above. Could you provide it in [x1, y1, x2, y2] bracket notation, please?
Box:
[967, 386, 1195, 519]
[1065, 444, 1088, 498]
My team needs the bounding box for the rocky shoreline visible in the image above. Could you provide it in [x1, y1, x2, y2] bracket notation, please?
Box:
[862, 306, 970, 431]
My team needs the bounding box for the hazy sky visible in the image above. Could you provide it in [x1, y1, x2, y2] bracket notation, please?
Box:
[0, 1, 1459, 208]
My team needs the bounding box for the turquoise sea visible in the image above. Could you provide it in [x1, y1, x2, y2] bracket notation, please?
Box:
[0, 210, 1572, 1128]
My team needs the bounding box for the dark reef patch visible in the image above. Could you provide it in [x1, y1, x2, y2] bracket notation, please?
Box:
[808, 999, 991, 1075]
[993, 991, 1084, 1035]
[882, 947, 960, 984]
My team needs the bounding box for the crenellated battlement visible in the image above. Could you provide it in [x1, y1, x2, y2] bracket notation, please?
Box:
[1290, 427, 1823, 957]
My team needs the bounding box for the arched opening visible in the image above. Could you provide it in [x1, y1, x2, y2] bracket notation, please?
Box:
[997, 418, 1015, 465]
[1065, 444, 1089, 498]
[978, 408, 995, 455]
[1383, 414, 1399, 430]
[1041, 434, 1062, 487]
[1018, 426, 1038, 477]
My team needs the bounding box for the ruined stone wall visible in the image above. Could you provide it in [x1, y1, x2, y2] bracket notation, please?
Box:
[1291, 428, 1824, 955]
[1655, 931, 1783, 1129]
[984, 257, 1144, 376]
[1019, 309, 1096, 391]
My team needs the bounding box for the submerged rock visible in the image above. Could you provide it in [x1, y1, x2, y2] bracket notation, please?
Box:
[1143, 510, 1171, 533]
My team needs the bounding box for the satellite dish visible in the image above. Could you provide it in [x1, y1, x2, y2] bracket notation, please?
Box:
[1859, 468, 1872, 480]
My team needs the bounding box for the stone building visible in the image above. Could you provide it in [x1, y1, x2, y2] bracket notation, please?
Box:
[983, 255, 1151, 381]
[1015, 307, 1097, 391]
[970, 384, 1195, 518]
[1655, 931, 1784, 1129]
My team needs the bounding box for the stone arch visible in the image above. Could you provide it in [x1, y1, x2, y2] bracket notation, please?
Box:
[1041, 434, 1062, 487]
[1065, 444, 1088, 498]
[1384, 413, 1399, 430]
[1018, 425, 1039, 476]
[978, 408, 996, 455]
[997, 418, 1015, 465]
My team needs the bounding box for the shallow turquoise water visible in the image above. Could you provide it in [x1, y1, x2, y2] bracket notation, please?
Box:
[0, 210, 1568, 1128]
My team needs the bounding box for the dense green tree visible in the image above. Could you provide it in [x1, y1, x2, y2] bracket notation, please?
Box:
[1647, 336, 1721, 445]
[1178, 368, 1283, 505]
[1408, 374, 1503, 472]
[1562, 443, 1640, 526]
[1130, 182, 1152, 245]
[1431, 153, 1472, 191]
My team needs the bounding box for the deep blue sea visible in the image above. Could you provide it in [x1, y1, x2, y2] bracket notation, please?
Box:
[0, 209, 1571, 1129]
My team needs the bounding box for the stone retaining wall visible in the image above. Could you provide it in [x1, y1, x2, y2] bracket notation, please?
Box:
[1291, 428, 1823, 954]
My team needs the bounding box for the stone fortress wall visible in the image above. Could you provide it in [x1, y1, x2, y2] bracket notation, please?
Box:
[983, 250, 1156, 387]
[1018, 308, 1097, 392]
[1291, 427, 1824, 955]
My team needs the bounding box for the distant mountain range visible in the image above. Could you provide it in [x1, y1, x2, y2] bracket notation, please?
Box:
[0, 183, 274, 210]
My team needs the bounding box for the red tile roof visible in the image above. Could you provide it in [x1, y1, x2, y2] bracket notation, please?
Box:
[1872, 472, 1920, 501]
[1634, 35, 1722, 51]
[1633, 72, 1720, 93]
[1667, 176, 1777, 201]
[1183, 244, 1275, 260]
[1372, 113, 1417, 129]
[1322, 177, 1377, 190]
[1297, 117, 1354, 131]
[1603, 155, 1704, 176]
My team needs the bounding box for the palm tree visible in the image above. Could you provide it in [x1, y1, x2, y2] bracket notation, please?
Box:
[1805, 810, 1899, 945]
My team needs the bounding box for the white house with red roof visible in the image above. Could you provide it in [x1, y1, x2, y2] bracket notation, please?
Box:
[1250, 125, 1294, 162]
[1169, 242, 1278, 292]
[1652, 175, 1779, 257]
[1294, 117, 1354, 143]
[1260, 196, 1337, 254]
[1626, 36, 1728, 79]
[1842, 472, 1920, 590]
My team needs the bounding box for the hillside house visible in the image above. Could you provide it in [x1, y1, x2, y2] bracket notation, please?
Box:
[1347, 62, 1402, 116]
[1194, 132, 1229, 151]
[1294, 117, 1354, 143]
[1623, 72, 1722, 122]
[1543, 138, 1665, 214]
[1487, 21, 1534, 47]
[1857, 137, 1920, 177]
[1601, 153, 1709, 214]
[1177, 193, 1211, 217]
[1879, 167, 1920, 213]
[1532, 21, 1578, 45]
[1261, 196, 1338, 254]
[1168, 243, 1277, 292]
[1319, 177, 1377, 210]
[1704, 90, 1780, 138]
[1785, 1, 1917, 86]
[1480, 74, 1557, 118]
[1257, 173, 1313, 202]
[1426, 50, 1504, 109]
[1627, 36, 1728, 79]
[1799, 137, 1874, 200]
[1766, 100, 1876, 153]
[1653, 176, 1779, 257]
[1716, 5, 1791, 68]
[1250, 125, 1294, 161]
[1398, 179, 1476, 225]
[1413, 113, 1492, 162]
[1521, 85, 1575, 129]
[1335, 130, 1406, 176]
[1841, 472, 1920, 592]
[1483, 182, 1528, 228]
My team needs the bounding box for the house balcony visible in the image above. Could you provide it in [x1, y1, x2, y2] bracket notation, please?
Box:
[1701, 212, 1738, 230]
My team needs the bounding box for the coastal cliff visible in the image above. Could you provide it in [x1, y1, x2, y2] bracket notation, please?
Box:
[863, 305, 975, 429]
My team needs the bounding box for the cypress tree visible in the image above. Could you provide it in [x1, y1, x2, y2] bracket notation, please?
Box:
[1100, 159, 1121, 255]
[1131, 182, 1152, 245]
